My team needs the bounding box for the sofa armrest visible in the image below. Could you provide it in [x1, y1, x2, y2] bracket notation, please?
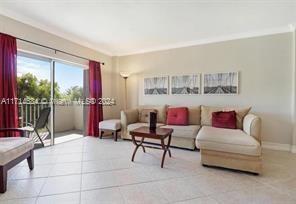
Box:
[121, 109, 139, 130]
[243, 114, 261, 143]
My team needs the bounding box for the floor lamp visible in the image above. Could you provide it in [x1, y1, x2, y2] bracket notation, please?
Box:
[120, 72, 130, 110]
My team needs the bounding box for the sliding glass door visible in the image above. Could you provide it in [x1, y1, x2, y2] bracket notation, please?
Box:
[17, 52, 86, 147]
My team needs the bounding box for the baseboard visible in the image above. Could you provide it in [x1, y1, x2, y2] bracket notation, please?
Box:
[262, 141, 292, 152]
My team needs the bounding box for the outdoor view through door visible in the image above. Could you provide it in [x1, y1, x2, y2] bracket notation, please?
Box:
[54, 62, 84, 144]
[17, 53, 84, 147]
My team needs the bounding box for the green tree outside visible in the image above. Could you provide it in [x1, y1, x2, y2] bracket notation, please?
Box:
[17, 73, 82, 101]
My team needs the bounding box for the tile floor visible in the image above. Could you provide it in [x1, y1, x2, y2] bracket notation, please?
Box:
[1, 137, 296, 204]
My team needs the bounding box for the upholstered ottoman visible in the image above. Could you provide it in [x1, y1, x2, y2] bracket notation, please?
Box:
[0, 137, 34, 193]
[99, 119, 121, 141]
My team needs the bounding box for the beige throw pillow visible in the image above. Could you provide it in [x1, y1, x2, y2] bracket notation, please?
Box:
[188, 106, 201, 125]
[201, 105, 251, 129]
[139, 109, 157, 123]
[138, 105, 168, 123]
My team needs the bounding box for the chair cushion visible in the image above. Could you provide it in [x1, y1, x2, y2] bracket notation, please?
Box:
[196, 126, 261, 156]
[99, 119, 121, 130]
[212, 111, 236, 129]
[139, 109, 157, 123]
[161, 125, 200, 139]
[167, 107, 189, 125]
[0, 137, 34, 165]
[127, 123, 165, 132]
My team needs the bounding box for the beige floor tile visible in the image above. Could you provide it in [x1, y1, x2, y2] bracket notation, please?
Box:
[36, 192, 80, 204]
[55, 153, 83, 163]
[81, 171, 118, 190]
[174, 196, 218, 204]
[251, 162, 296, 185]
[267, 177, 296, 200]
[81, 187, 124, 204]
[13, 165, 53, 179]
[212, 186, 296, 204]
[39, 175, 81, 196]
[156, 177, 205, 203]
[120, 182, 169, 204]
[184, 174, 237, 196]
[115, 167, 154, 185]
[49, 162, 81, 176]
[7, 166, 23, 180]
[82, 160, 113, 173]
[0, 178, 45, 200]
[1, 137, 296, 204]
[0, 198, 37, 204]
[34, 155, 58, 165]
[110, 158, 135, 170]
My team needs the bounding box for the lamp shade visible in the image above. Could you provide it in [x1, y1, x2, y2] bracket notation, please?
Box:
[120, 72, 130, 78]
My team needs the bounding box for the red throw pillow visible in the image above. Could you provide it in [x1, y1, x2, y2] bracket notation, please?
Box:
[212, 111, 236, 129]
[166, 107, 189, 125]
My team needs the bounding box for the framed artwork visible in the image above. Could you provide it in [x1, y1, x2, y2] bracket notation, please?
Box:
[171, 74, 200, 95]
[144, 76, 169, 95]
[203, 72, 239, 94]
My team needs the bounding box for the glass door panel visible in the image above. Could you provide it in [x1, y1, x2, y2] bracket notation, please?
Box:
[17, 54, 52, 147]
[54, 61, 84, 144]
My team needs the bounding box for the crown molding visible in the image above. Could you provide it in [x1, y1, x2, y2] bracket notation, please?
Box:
[116, 25, 293, 56]
[0, 8, 113, 56]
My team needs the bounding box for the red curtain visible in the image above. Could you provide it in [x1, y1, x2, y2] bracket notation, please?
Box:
[0, 33, 19, 137]
[87, 61, 103, 137]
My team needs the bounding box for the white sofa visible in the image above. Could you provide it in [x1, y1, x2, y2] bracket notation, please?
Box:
[121, 105, 262, 174]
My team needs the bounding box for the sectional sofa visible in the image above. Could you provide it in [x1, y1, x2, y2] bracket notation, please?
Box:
[120, 105, 262, 174]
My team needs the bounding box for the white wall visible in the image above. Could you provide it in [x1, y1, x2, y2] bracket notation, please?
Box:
[117, 33, 293, 146]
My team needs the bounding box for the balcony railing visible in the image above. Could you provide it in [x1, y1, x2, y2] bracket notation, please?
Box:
[18, 102, 50, 127]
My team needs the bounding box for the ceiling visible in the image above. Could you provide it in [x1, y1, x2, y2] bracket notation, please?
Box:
[1, 0, 296, 56]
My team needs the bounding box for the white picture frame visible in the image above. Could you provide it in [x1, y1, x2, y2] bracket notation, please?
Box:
[170, 74, 201, 95]
[144, 76, 169, 95]
[203, 72, 239, 95]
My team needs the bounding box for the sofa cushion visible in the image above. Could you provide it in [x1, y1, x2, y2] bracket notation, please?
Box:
[0, 137, 34, 165]
[167, 107, 189, 125]
[127, 123, 165, 132]
[139, 109, 157, 123]
[201, 106, 251, 129]
[196, 126, 261, 156]
[138, 105, 168, 123]
[212, 111, 236, 129]
[161, 125, 200, 139]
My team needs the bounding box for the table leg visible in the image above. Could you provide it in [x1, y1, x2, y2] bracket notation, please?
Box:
[167, 134, 172, 157]
[160, 139, 167, 168]
[160, 134, 172, 168]
[131, 136, 145, 162]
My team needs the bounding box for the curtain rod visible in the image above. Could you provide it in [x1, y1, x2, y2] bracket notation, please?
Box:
[16, 37, 105, 66]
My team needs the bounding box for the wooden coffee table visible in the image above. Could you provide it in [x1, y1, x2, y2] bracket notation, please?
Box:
[129, 127, 173, 168]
